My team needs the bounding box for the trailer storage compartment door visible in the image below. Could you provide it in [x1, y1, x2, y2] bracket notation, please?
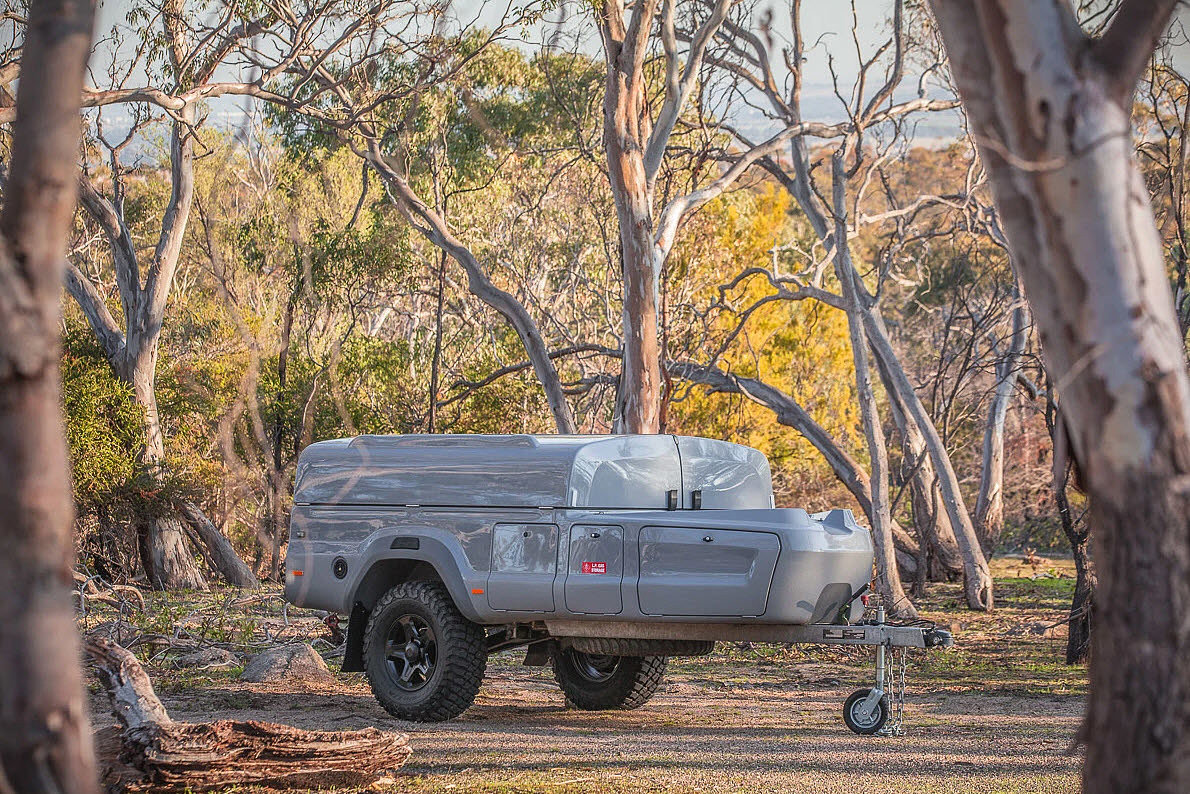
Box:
[565, 525, 624, 614]
[637, 527, 779, 617]
[487, 523, 558, 612]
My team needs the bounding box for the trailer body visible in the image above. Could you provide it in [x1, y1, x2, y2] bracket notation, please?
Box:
[284, 434, 874, 632]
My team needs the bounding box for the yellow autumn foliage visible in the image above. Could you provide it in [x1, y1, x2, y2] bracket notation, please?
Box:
[667, 185, 861, 508]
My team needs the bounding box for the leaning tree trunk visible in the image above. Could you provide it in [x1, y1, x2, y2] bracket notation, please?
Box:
[862, 308, 993, 609]
[0, 1, 100, 791]
[365, 146, 577, 434]
[875, 350, 965, 580]
[974, 301, 1028, 555]
[930, 1, 1189, 790]
[177, 502, 258, 589]
[832, 155, 916, 618]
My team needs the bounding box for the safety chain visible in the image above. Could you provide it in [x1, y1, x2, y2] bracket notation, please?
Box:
[879, 646, 909, 736]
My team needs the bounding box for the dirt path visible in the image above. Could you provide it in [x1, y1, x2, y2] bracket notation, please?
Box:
[86, 561, 1086, 792]
[99, 653, 1082, 793]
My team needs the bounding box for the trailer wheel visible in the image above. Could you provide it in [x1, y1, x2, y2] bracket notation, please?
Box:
[550, 647, 666, 710]
[363, 581, 487, 722]
[843, 688, 889, 735]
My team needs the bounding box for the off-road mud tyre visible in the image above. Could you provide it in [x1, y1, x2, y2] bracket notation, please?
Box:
[362, 580, 486, 722]
[550, 647, 667, 710]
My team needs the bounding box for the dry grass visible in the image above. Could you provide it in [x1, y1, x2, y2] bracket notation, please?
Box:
[84, 557, 1086, 793]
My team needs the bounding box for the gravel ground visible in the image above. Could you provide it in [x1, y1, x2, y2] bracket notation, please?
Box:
[87, 559, 1086, 793]
[94, 651, 1083, 793]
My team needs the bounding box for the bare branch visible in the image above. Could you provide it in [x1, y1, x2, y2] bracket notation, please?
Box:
[1094, 0, 1180, 104]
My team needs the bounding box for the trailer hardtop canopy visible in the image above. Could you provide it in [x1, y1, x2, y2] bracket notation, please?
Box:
[293, 434, 773, 510]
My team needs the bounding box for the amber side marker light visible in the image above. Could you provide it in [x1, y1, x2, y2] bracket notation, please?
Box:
[291, 570, 304, 577]
[471, 588, 484, 595]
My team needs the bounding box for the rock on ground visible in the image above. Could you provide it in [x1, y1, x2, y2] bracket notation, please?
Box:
[240, 643, 334, 684]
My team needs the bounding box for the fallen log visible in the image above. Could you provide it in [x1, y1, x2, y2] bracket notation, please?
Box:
[85, 636, 411, 791]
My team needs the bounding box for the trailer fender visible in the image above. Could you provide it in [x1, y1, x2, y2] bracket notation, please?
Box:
[348, 534, 483, 622]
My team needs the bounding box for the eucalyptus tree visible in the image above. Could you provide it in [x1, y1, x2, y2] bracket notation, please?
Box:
[9, 0, 345, 588]
[596, 0, 842, 433]
[928, 0, 1188, 789]
[0, 0, 101, 790]
[680, 0, 993, 608]
[252, 4, 587, 434]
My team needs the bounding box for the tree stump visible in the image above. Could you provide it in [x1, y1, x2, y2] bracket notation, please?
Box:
[85, 636, 411, 791]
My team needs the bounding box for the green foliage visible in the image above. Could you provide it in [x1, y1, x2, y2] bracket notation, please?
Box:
[269, 35, 603, 187]
[61, 323, 144, 521]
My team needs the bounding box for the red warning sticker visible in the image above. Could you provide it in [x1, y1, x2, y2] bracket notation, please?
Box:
[581, 561, 607, 574]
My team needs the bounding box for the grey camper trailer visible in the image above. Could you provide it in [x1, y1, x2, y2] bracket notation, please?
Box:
[284, 434, 949, 732]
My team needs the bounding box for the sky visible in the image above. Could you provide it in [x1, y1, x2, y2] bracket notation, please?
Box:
[83, 0, 962, 148]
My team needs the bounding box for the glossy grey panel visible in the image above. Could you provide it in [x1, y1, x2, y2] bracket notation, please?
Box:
[638, 526, 780, 616]
[565, 525, 624, 614]
[675, 436, 774, 509]
[294, 433, 778, 511]
[487, 523, 558, 612]
[568, 436, 681, 508]
[294, 436, 576, 508]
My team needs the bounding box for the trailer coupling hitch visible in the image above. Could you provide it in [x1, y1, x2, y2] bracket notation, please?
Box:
[923, 628, 954, 648]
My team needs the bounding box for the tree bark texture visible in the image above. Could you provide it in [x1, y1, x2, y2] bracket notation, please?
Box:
[930, 1, 1188, 790]
[0, 1, 100, 792]
[831, 155, 915, 618]
[85, 637, 411, 791]
[600, 0, 663, 433]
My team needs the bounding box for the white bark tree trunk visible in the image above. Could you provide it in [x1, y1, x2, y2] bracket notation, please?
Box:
[832, 155, 916, 618]
[974, 300, 1028, 553]
[109, 110, 208, 591]
[600, 0, 663, 433]
[929, 1, 1188, 789]
[124, 354, 208, 591]
[872, 342, 965, 579]
[861, 306, 994, 609]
